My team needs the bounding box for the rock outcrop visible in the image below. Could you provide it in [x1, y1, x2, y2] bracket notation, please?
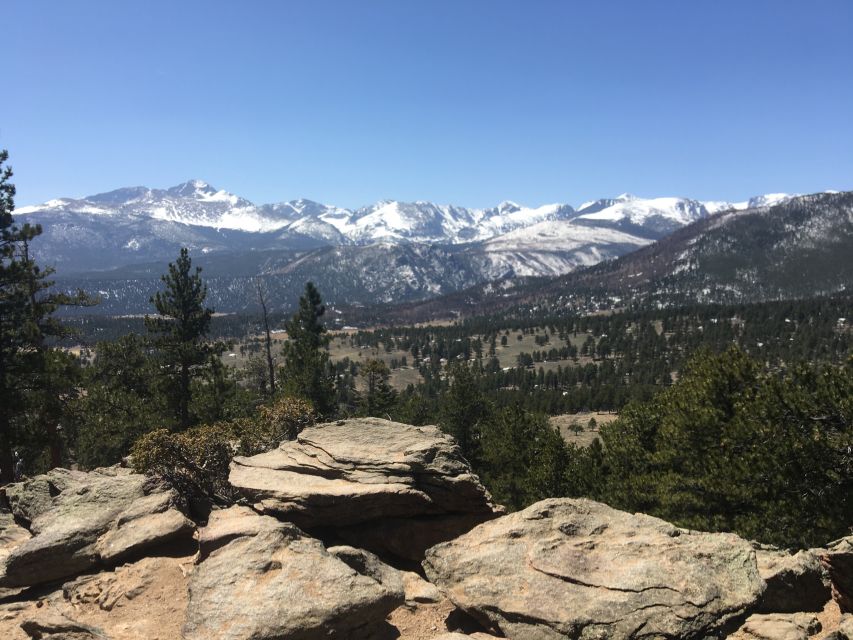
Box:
[738, 612, 821, 640]
[183, 506, 405, 640]
[821, 538, 853, 613]
[2, 419, 846, 640]
[756, 547, 831, 613]
[229, 418, 502, 559]
[424, 498, 766, 640]
[0, 467, 194, 588]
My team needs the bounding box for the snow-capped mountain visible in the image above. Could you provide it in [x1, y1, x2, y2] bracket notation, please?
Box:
[14, 179, 812, 314]
[477, 220, 650, 277]
[17, 181, 583, 246]
[25, 179, 796, 247]
[573, 194, 718, 237]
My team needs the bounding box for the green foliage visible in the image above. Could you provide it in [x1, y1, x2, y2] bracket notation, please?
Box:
[479, 405, 569, 511]
[191, 355, 250, 425]
[439, 363, 492, 465]
[280, 282, 335, 417]
[132, 396, 316, 503]
[0, 149, 91, 480]
[72, 334, 162, 469]
[132, 422, 237, 503]
[236, 396, 316, 456]
[600, 347, 853, 547]
[145, 248, 222, 429]
[356, 359, 397, 417]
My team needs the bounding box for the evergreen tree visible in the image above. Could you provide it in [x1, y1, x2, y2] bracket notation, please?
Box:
[0, 150, 89, 480]
[280, 282, 335, 417]
[72, 334, 161, 468]
[600, 347, 853, 547]
[145, 248, 219, 430]
[356, 358, 397, 417]
[440, 363, 491, 465]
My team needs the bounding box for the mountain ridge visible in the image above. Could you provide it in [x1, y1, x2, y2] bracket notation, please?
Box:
[17, 178, 796, 244]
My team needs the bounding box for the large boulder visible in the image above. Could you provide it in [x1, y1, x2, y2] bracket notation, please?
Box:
[755, 547, 831, 612]
[424, 498, 765, 640]
[0, 467, 194, 588]
[183, 506, 405, 640]
[229, 418, 502, 559]
[820, 537, 853, 613]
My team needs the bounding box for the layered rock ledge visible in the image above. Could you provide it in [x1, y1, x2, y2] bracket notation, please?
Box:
[184, 506, 404, 640]
[424, 498, 767, 640]
[229, 418, 503, 559]
[0, 467, 193, 589]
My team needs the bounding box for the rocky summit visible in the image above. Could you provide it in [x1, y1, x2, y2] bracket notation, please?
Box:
[184, 507, 404, 640]
[0, 419, 850, 639]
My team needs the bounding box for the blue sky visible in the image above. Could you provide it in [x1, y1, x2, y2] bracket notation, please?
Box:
[3, 0, 852, 209]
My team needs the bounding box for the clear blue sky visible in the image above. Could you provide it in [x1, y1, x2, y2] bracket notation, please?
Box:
[3, 0, 852, 209]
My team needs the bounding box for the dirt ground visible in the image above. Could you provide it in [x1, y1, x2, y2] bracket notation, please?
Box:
[0, 554, 193, 640]
[549, 411, 618, 447]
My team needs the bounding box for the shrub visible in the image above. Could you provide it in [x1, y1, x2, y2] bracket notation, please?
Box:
[132, 397, 316, 504]
[132, 422, 238, 504]
[237, 396, 316, 455]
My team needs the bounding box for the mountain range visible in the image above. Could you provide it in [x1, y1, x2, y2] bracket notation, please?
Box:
[18, 179, 791, 272]
[17, 179, 840, 317]
[356, 191, 853, 326]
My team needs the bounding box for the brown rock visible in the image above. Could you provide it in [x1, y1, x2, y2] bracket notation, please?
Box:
[756, 547, 831, 612]
[19, 607, 110, 639]
[821, 538, 853, 613]
[740, 613, 821, 640]
[424, 498, 765, 640]
[823, 614, 853, 640]
[229, 418, 502, 559]
[183, 506, 405, 640]
[402, 571, 443, 605]
[0, 468, 193, 588]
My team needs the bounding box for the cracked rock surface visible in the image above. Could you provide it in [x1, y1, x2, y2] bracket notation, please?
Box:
[229, 418, 502, 559]
[423, 498, 765, 640]
[184, 506, 405, 640]
[0, 467, 194, 588]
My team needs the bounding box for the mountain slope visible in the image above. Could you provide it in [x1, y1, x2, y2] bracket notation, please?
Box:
[20, 179, 826, 317]
[351, 191, 853, 324]
[17, 179, 792, 273]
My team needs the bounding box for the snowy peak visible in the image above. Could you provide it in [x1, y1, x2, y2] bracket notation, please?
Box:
[574, 195, 717, 238]
[744, 193, 794, 209]
[15, 179, 809, 248]
[167, 179, 217, 198]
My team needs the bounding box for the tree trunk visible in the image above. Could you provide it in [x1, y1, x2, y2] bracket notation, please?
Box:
[0, 410, 13, 484]
[180, 362, 190, 430]
[256, 279, 276, 395]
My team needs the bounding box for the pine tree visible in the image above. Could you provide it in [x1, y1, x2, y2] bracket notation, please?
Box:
[440, 362, 491, 465]
[357, 358, 397, 417]
[145, 248, 219, 430]
[73, 334, 161, 468]
[280, 282, 335, 417]
[0, 150, 90, 480]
